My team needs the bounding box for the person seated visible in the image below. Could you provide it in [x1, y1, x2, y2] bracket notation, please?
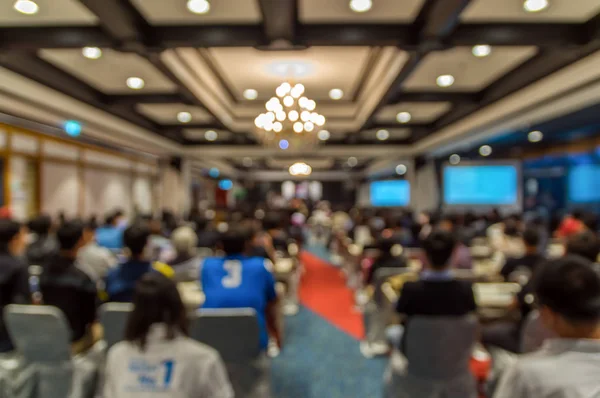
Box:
[26, 214, 59, 267]
[565, 231, 599, 262]
[500, 227, 545, 280]
[365, 237, 408, 286]
[494, 255, 600, 397]
[166, 226, 202, 282]
[438, 216, 473, 270]
[105, 223, 173, 303]
[96, 210, 126, 250]
[491, 218, 526, 258]
[39, 220, 98, 347]
[195, 217, 220, 250]
[201, 228, 281, 351]
[104, 273, 233, 397]
[554, 209, 586, 239]
[76, 217, 117, 281]
[0, 220, 29, 352]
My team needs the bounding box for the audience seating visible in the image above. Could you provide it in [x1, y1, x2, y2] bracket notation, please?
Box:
[99, 303, 133, 350]
[384, 315, 478, 398]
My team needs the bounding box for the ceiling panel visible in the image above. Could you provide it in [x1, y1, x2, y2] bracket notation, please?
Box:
[461, 0, 600, 23]
[375, 102, 452, 124]
[183, 129, 232, 141]
[299, 0, 426, 23]
[403, 46, 538, 92]
[267, 158, 335, 169]
[39, 49, 177, 94]
[207, 47, 372, 101]
[130, 0, 261, 25]
[136, 103, 214, 124]
[0, 0, 97, 26]
[361, 128, 412, 141]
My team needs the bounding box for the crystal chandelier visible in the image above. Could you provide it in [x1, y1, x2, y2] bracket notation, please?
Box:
[254, 82, 326, 151]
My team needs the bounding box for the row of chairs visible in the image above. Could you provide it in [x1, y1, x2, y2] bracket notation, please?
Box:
[1, 304, 269, 398]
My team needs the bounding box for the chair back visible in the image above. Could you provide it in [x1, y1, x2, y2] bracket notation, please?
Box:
[404, 315, 478, 380]
[508, 266, 532, 286]
[4, 305, 71, 363]
[520, 310, 555, 353]
[190, 308, 261, 363]
[99, 302, 133, 349]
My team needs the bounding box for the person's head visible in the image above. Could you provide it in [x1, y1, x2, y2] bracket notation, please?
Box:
[124, 222, 151, 259]
[522, 227, 540, 253]
[171, 226, 197, 257]
[572, 209, 585, 221]
[535, 255, 600, 339]
[104, 210, 123, 227]
[56, 220, 86, 256]
[0, 219, 27, 256]
[81, 217, 98, 246]
[503, 219, 520, 238]
[566, 231, 600, 262]
[438, 215, 455, 232]
[377, 237, 396, 258]
[220, 228, 252, 256]
[262, 213, 282, 232]
[28, 214, 52, 236]
[124, 273, 188, 350]
[422, 230, 457, 270]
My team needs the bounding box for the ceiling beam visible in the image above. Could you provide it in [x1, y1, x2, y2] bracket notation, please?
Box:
[418, 0, 472, 40]
[258, 0, 298, 43]
[105, 93, 184, 106]
[388, 91, 479, 104]
[0, 27, 112, 51]
[451, 23, 587, 47]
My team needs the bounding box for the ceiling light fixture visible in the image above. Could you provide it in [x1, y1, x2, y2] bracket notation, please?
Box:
[436, 74, 455, 88]
[82, 47, 102, 60]
[395, 164, 407, 175]
[13, 0, 38, 14]
[479, 145, 492, 157]
[376, 129, 390, 141]
[289, 162, 312, 177]
[523, 0, 549, 13]
[348, 157, 358, 167]
[449, 154, 461, 165]
[318, 130, 330, 141]
[187, 0, 210, 14]
[528, 130, 543, 143]
[329, 88, 344, 100]
[243, 89, 258, 100]
[472, 44, 491, 58]
[349, 0, 372, 13]
[177, 111, 192, 123]
[205, 130, 218, 141]
[126, 77, 145, 90]
[396, 112, 412, 124]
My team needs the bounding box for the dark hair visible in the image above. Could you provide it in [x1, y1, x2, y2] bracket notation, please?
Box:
[56, 220, 85, 250]
[566, 232, 600, 262]
[124, 222, 151, 257]
[423, 230, 457, 269]
[0, 219, 22, 252]
[28, 214, 52, 236]
[504, 220, 520, 237]
[124, 273, 188, 350]
[572, 210, 585, 220]
[221, 228, 251, 255]
[86, 215, 98, 231]
[535, 255, 600, 323]
[522, 227, 540, 248]
[262, 213, 282, 231]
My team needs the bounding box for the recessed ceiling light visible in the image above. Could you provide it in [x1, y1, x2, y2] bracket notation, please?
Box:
[479, 145, 492, 157]
[13, 0, 38, 15]
[126, 77, 145, 90]
[523, 0, 549, 13]
[395, 164, 407, 175]
[329, 88, 344, 100]
[82, 47, 102, 60]
[177, 111, 192, 123]
[436, 74, 455, 88]
[279, 139, 289, 150]
[349, 0, 372, 13]
[187, 0, 210, 14]
[528, 130, 543, 143]
[396, 112, 412, 124]
[269, 61, 313, 78]
[243, 89, 258, 100]
[376, 129, 390, 141]
[205, 130, 218, 141]
[449, 154, 461, 165]
[348, 157, 358, 167]
[472, 45, 491, 58]
[318, 130, 330, 141]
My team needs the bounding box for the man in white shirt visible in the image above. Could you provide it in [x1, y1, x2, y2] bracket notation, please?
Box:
[494, 255, 600, 398]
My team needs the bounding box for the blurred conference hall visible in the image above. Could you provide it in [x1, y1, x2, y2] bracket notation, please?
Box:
[0, 0, 600, 397]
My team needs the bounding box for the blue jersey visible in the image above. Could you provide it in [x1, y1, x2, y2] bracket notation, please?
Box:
[201, 255, 277, 350]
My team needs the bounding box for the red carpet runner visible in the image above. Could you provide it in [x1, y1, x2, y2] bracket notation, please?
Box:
[299, 251, 365, 340]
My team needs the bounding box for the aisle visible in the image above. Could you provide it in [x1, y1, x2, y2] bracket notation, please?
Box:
[272, 248, 386, 398]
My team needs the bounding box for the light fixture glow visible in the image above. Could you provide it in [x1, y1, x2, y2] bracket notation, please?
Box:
[395, 164, 407, 175]
[436, 74, 455, 88]
[279, 139, 289, 150]
[376, 129, 390, 141]
[187, 0, 210, 14]
[243, 89, 258, 100]
[63, 120, 82, 137]
[126, 77, 145, 90]
[204, 130, 218, 141]
[523, 0, 549, 13]
[289, 162, 312, 176]
[276, 111, 286, 122]
[316, 115, 326, 126]
[290, 84, 305, 98]
[349, 0, 372, 13]
[177, 111, 192, 123]
[472, 45, 492, 58]
[209, 168, 220, 178]
[219, 179, 233, 190]
[298, 97, 309, 108]
[396, 112, 412, 124]
[304, 122, 315, 132]
[300, 111, 311, 122]
[347, 157, 358, 167]
[318, 130, 330, 141]
[449, 154, 461, 165]
[329, 88, 344, 100]
[283, 95, 294, 107]
[288, 110, 299, 122]
[479, 145, 492, 157]
[528, 130, 543, 143]
[82, 47, 102, 60]
[13, 0, 39, 15]
[273, 122, 283, 132]
[293, 122, 304, 133]
[306, 100, 316, 111]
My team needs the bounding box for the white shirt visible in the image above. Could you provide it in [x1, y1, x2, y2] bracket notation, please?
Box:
[494, 338, 600, 398]
[104, 324, 233, 398]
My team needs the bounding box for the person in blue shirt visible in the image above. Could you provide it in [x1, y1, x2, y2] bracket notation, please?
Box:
[96, 210, 126, 251]
[105, 222, 173, 302]
[201, 228, 281, 350]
